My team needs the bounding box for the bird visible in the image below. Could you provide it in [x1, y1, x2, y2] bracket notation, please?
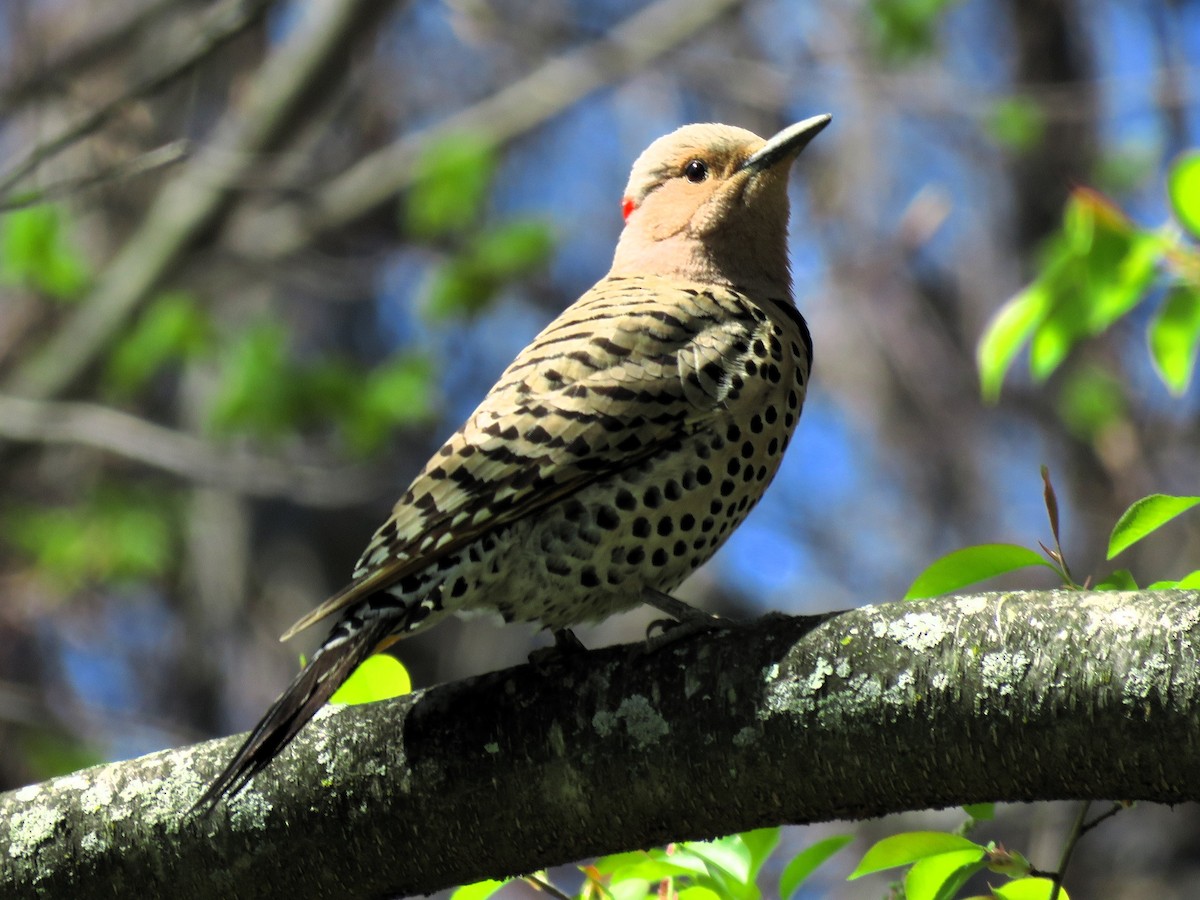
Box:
[193, 114, 831, 813]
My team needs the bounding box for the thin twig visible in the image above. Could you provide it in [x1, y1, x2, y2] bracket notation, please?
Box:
[0, 140, 190, 212]
[1048, 801, 1090, 900]
[0, 0, 276, 202]
[0, 393, 394, 507]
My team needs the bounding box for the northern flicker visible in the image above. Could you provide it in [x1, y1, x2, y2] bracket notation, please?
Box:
[194, 114, 831, 812]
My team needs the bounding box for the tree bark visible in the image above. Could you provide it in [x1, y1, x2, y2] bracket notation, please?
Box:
[3, 589, 1198, 899]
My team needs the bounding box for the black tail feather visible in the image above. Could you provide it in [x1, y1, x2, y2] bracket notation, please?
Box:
[191, 616, 393, 816]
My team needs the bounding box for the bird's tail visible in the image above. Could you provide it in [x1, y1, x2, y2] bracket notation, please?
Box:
[191, 614, 394, 816]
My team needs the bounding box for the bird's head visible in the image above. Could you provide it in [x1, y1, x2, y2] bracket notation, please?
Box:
[610, 115, 830, 296]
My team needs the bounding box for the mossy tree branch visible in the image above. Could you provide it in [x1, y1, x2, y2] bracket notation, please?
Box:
[3, 590, 1198, 899]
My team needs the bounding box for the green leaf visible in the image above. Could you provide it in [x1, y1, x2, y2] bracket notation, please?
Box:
[105, 291, 210, 396]
[986, 97, 1045, 153]
[962, 803, 995, 821]
[681, 836, 753, 885]
[1094, 568, 1138, 591]
[1108, 494, 1200, 559]
[850, 832, 983, 879]
[1168, 150, 1200, 241]
[1177, 570, 1200, 589]
[329, 654, 411, 705]
[992, 877, 1069, 900]
[905, 850, 987, 900]
[905, 544, 1055, 600]
[740, 827, 781, 883]
[206, 323, 296, 439]
[677, 888, 723, 900]
[342, 355, 434, 453]
[405, 135, 495, 238]
[867, 0, 956, 61]
[1055, 365, 1126, 442]
[608, 879, 652, 900]
[1145, 580, 1180, 589]
[5, 487, 175, 589]
[449, 880, 509, 900]
[779, 835, 853, 898]
[977, 282, 1052, 403]
[423, 257, 498, 319]
[1149, 286, 1200, 395]
[471, 220, 554, 280]
[0, 204, 90, 299]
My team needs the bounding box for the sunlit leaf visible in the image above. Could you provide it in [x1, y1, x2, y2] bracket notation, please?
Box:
[449, 879, 509, 900]
[779, 835, 852, 898]
[1108, 494, 1200, 559]
[1149, 286, 1200, 395]
[850, 832, 983, 879]
[329, 654, 411, 705]
[1177, 570, 1200, 589]
[905, 544, 1055, 600]
[905, 849, 986, 900]
[991, 877, 1069, 900]
[977, 282, 1052, 403]
[677, 888, 722, 900]
[1168, 150, 1200, 240]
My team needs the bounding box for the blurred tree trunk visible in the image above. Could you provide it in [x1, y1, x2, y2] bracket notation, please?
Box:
[2, 589, 1198, 899]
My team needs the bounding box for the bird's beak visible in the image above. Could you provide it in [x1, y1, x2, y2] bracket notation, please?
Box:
[740, 114, 832, 173]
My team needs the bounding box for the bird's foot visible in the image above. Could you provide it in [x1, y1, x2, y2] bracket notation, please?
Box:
[639, 588, 735, 653]
[528, 627, 588, 672]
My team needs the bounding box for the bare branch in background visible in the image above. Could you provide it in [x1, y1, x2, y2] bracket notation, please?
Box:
[0, 0, 277, 202]
[232, 0, 746, 260]
[0, 394, 393, 507]
[1, 0, 405, 403]
[0, 140, 190, 212]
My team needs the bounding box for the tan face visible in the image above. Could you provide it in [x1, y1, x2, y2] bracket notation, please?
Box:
[620, 126, 775, 242]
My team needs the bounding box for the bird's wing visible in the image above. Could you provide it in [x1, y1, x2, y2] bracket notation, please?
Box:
[281, 279, 760, 640]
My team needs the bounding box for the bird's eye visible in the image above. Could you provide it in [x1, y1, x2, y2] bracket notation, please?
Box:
[683, 159, 709, 183]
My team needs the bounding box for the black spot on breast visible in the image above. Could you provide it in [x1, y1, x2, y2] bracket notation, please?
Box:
[767, 438, 779, 455]
[696, 465, 713, 485]
[580, 568, 601, 588]
[720, 480, 735, 497]
[450, 577, 469, 598]
[643, 486, 662, 508]
[726, 458, 741, 476]
[766, 364, 781, 383]
[741, 441, 754, 459]
[681, 470, 696, 490]
[615, 489, 636, 511]
[673, 540, 687, 557]
[764, 406, 778, 425]
[753, 339, 767, 357]
[652, 548, 668, 567]
[744, 360, 758, 376]
[787, 390, 799, 409]
[749, 414, 763, 434]
[633, 517, 651, 538]
[596, 506, 620, 530]
[546, 558, 572, 576]
[680, 514, 695, 531]
[563, 500, 586, 522]
[726, 423, 741, 442]
[657, 517, 674, 536]
[627, 546, 646, 565]
[757, 465, 769, 480]
[708, 500, 722, 515]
